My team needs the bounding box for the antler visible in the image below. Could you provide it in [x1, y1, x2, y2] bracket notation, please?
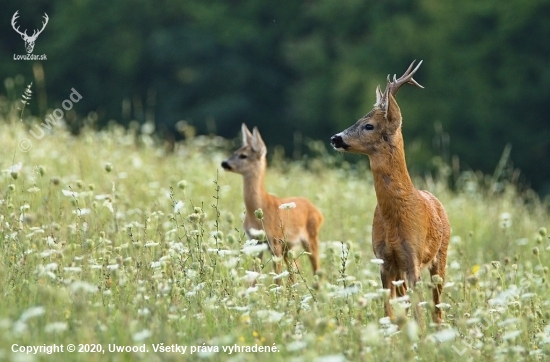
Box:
[32, 13, 49, 39]
[11, 11, 48, 40]
[11, 11, 28, 38]
[386, 60, 424, 96]
[36, 13, 49, 37]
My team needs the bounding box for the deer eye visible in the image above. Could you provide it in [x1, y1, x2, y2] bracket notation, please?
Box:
[239, 154, 247, 159]
[363, 124, 374, 131]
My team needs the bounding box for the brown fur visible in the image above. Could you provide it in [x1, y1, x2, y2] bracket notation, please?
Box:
[331, 64, 450, 324]
[222, 124, 323, 281]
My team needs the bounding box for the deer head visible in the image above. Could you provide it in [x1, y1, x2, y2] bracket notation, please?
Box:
[331, 60, 423, 155]
[221, 123, 267, 175]
[12, 11, 49, 54]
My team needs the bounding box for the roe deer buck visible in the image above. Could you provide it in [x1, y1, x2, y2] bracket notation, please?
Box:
[330, 61, 450, 324]
[221, 124, 323, 282]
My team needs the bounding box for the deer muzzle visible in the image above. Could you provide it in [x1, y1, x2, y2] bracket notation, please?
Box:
[221, 161, 232, 170]
[330, 134, 350, 150]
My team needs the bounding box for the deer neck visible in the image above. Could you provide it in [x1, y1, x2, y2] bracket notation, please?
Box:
[242, 163, 268, 216]
[369, 132, 416, 218]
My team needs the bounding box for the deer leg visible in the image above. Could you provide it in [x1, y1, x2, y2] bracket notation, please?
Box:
[429, 256, 446, 324]
[301, 237, 319, 276]
[272, 242, 284, 285]
[396, 272, 408, 297]
[402, 242, 425, 327]
[395, 272, 410, 319]
[283, 249, 296, 284]
[381, 269, 397, 321]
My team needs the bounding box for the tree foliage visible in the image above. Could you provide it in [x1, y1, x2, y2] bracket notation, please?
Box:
[1, 0, 549, 192]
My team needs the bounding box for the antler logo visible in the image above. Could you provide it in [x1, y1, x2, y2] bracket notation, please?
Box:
[11, 11, 49, 54]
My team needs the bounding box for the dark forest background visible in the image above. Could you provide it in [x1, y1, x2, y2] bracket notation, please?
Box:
[1, 0, 549, 194]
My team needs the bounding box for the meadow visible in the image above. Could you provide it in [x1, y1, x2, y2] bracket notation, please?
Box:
[0, 106, 549, 361]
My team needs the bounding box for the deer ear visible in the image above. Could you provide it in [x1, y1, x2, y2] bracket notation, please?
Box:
[241, 123, 253, 146]
[251, 127, 267, 156]
[384, 93, 402, 127]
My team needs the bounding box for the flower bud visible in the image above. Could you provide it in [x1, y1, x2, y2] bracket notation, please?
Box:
[177, 180, 187, 190]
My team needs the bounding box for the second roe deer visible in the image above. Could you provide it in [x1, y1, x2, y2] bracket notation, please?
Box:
[330, 61, 450, 324]
[222, 124, 323, 282]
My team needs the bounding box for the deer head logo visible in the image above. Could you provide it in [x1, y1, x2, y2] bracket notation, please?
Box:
[11, 11, 49, 54]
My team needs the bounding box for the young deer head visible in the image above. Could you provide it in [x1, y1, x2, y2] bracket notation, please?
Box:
[221, 124, 267, 177]
[222, 124, 323, 283]
[11, 11, 49, 54]
[331, 61, 450, 325]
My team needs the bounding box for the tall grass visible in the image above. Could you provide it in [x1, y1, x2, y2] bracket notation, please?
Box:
[0, 104, 549, 361]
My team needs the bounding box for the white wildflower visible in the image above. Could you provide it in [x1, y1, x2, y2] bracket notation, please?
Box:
[428, 328, 457, 343]
[224, 257, 239, 268]
[279, 202, 296, 210]
[70, 281, 97, 293]
[103, 199, 114, 213]
[247, 228, 266, 241]
[370, 258, 384, 265]
[174, 201, 184, 213]
[73, 208, 91, 216]
[132, 329, 152, 342]
[272, 270, 290, 280]
[241, 241, 268, 255]
[257, 310, 284, 323]
[207, 248, 233, 256]
[138, 308, 151, 316]
[242, 271, 260, 283]
[499, 212, 512, 229]
[390, 295, 410, 305]
[330, 285, 361, 298]
[19, 306, 45, 322]
[95, 194, 112, 201]
[502, 330, 522, 340]
[407, 320, 420, 342]
[315, 354, 346, 362]
[379, 316, 391, 325]
[516, 238, 529, 245]
[62, 189, 80, 197]
[44, 322, 68, 334]
[498, 318, 521, 327]
[9, 162, 23, 173]
[286, 340, 307, 352]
